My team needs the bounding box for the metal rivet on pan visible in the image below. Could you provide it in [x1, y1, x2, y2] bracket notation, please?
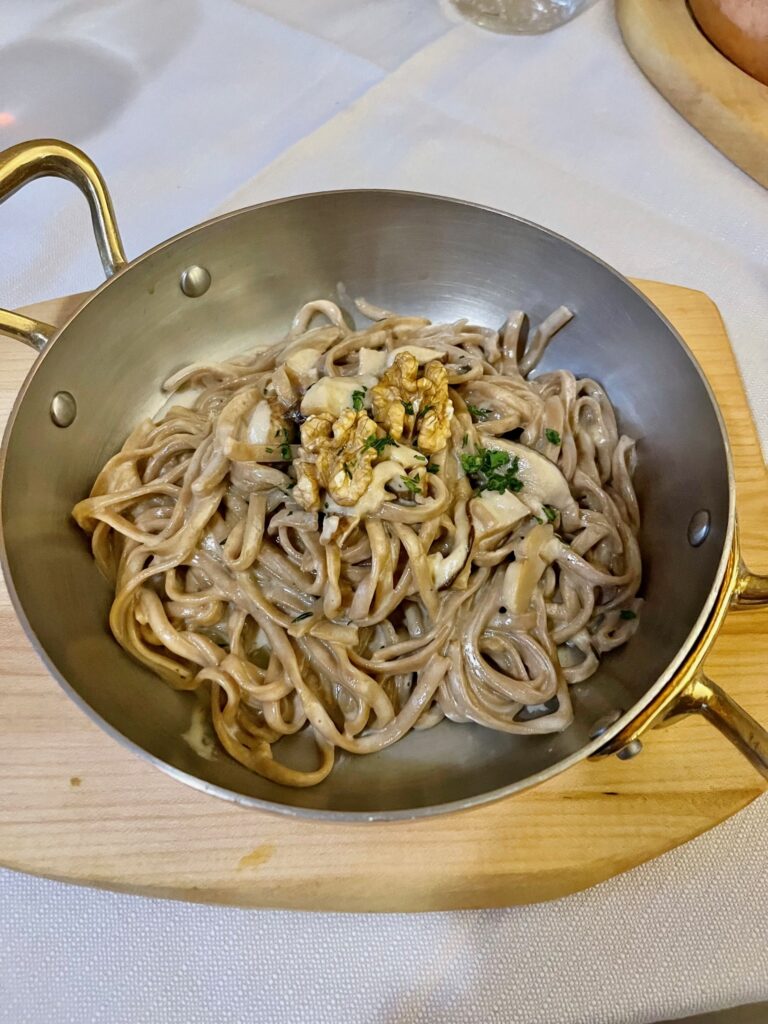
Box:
[687, 509, 711, 547]
[617, 739, 643, 761]
[179, 265, 211, 297]
[589, 709, 622, 740]
[50, 391, 77, 428]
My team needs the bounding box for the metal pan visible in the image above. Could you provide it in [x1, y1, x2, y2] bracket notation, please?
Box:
[1, 139, 766, 820]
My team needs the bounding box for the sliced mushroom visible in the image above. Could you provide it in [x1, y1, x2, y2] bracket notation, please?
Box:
[387, 344, 447, 366]
[246, 400, 273, 444]
[483, 437, 574, 514]
[502, 523, 555, 614]
[300, 374, 378, 418]
[470, 489, 529, 546]
[285, 346, 322, 386]
[358, 348, 388, 375]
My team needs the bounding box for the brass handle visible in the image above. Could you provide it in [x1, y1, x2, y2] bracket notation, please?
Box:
[732, 560, 768, 609]
[0, 139, 126, 351]
[674, 559, 768, 776]
[672, 675, 768, 779]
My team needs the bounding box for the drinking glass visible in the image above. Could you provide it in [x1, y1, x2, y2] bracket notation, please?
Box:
[449, 0, 591, 34]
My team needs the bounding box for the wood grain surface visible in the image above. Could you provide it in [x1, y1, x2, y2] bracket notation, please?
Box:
[0, 281, 766, 912]
[617, 0, 768, 190]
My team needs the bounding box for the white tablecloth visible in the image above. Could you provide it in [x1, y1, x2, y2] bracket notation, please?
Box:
[1, 2, 767, 1021]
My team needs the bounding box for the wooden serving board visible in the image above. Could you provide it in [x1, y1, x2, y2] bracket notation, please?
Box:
[0, 281, 766, 912]
[617, 0, 768, 191]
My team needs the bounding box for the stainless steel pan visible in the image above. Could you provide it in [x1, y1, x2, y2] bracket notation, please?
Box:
[1, 139, 766, 820]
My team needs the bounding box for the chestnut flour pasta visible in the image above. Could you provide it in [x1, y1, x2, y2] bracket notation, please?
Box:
[73, 297, 641, 787]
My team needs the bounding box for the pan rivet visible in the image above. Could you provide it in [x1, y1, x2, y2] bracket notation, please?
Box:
[617, 739, 643, 761]
[50, 391, 77, 428]
[180, 265, 211, 297]
[589, 709, 622, 740]
[687, 510, 711, 547]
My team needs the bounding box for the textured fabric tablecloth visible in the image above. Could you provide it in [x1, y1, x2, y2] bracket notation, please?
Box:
[1, 2, 766, 1022]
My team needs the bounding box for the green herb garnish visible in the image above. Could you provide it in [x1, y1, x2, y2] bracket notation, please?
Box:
[292, 612, 312, 622]
[426, 464, 439, 474]
[620, 610, 637, 621]
[280, 443, 292, 461]
[542, 504, 558, 523]
[400, 475, 422, 494]
[402, 400, 415, 415]
[265, 447, 274, 453]
[467, 404, 491, 422]
[545, 428, 561, 445]
[460, 447, 524, 496]
[416, 403, 434, 421]
[363, 434, 398, 455]
[352, 390, 366, 412]
[413, 452, 427, 462]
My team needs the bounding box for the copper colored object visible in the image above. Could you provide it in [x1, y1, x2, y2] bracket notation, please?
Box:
[690, 0, 768, 87]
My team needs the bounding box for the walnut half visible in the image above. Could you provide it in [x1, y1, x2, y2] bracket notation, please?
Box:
[293, 408, 380, 509]
[369, 352, 453, 454]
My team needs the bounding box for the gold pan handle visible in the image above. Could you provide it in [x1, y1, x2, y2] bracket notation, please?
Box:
[732, 561, 768, 609]
[668, 564, 768, 779]
[0, 139, 125, 351]
[673, 676, 768, 779]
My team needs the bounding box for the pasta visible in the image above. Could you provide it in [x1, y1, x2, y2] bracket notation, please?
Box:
[73, 297, 642, 787]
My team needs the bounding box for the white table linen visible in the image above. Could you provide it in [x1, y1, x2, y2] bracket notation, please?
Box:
[1, 2, 766, 1021]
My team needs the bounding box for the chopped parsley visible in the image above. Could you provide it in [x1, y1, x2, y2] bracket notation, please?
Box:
[402, 400, 415, 415]
[467, 404, 491, 422]
[620, 610, 637, 621]
[400, 475, 422, 494]
[292, 612, 312, 622]
[426, 464, 439, 474]
[415, 403, 434, 421]
[413, 452, 428, 462]
[461, 449, 508, 474]
[352, 389, 366, 412]
[280, 443, 292, 461]
[460, 446, 524, 496]
[542, 504, 558, 523]
[363, 434, 398, 455]
[545, 428, 561, 445]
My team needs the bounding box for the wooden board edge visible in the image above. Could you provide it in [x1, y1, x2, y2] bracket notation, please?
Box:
[4, 775, 765, 912]
[616, 0, 768, 191]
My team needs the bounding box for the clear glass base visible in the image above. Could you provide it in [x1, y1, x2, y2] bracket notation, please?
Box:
[449, 0, 589, 34]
